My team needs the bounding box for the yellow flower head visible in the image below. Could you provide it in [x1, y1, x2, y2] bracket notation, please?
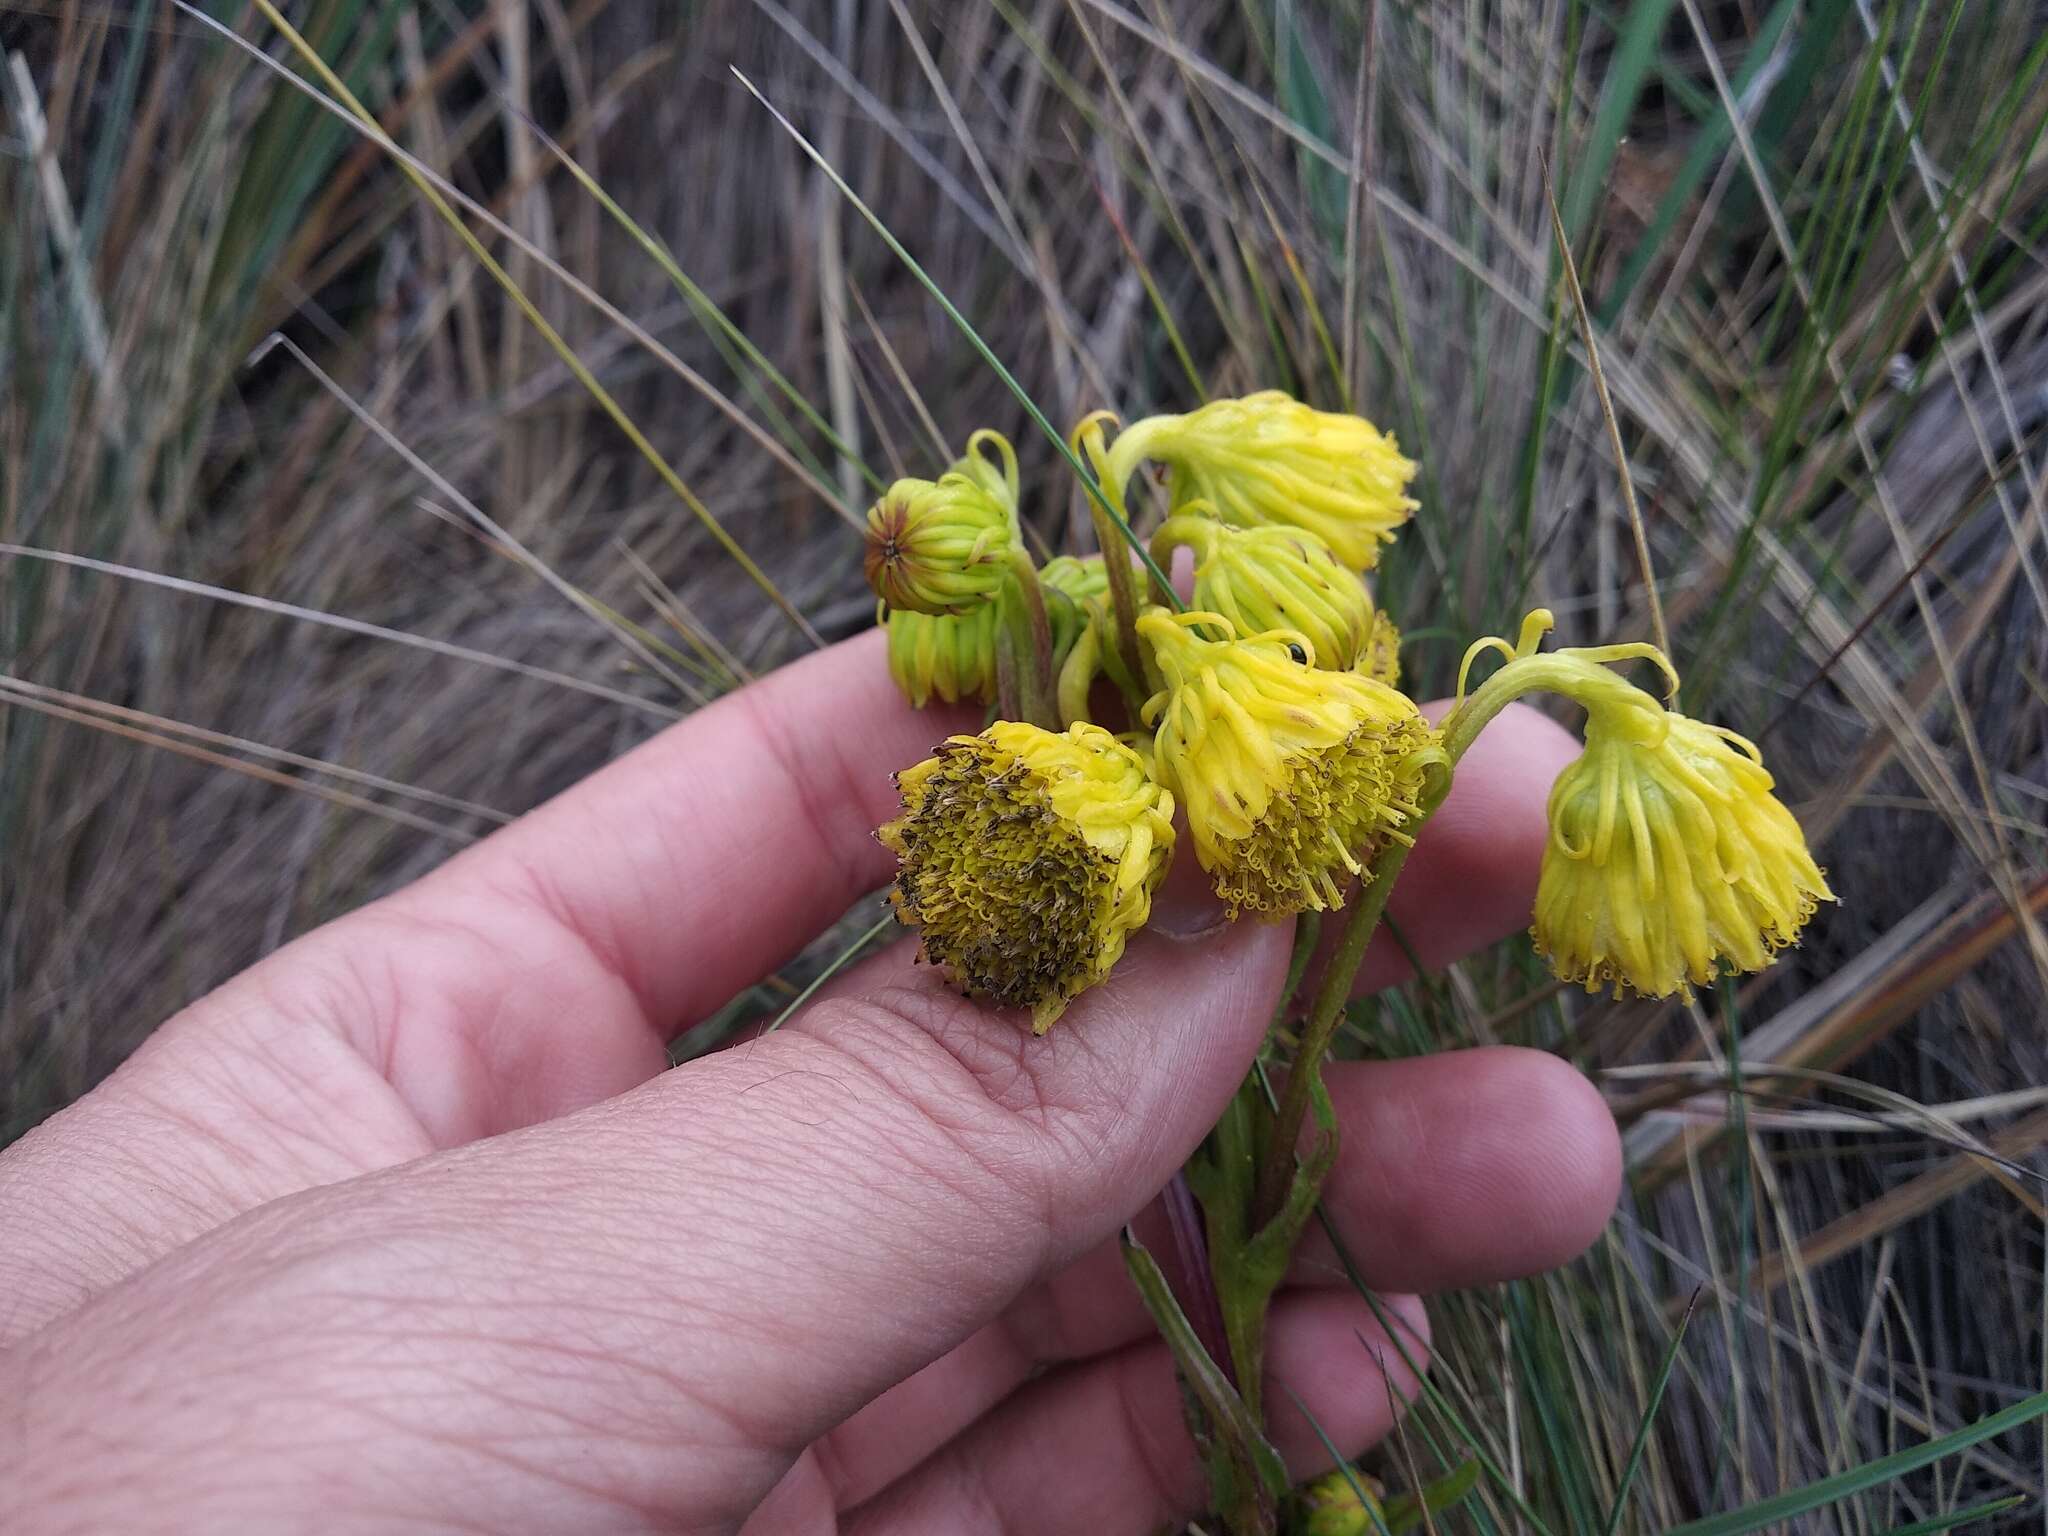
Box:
[1139, 610, 1439, 916]
[1154, 511, 1373, 672]
[879, 720, 1175, 1032]
[1295, 1468, 1386, 1536]
[1452, 614, 1835, 999]
[884, 602, 998, 708]
[1107, 391, 1418, 571]
[1358, 604, 1402, 688]
[1535, 694, 1834, 999]
[863, 469, 1017, 616]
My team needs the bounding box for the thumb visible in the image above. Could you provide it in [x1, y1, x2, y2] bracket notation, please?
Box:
[8, 912, 1289, 1534]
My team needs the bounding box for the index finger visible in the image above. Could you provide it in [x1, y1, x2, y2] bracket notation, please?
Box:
[419, 627, 977, 1034]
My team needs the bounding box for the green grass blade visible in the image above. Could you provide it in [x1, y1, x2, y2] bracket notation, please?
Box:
[1872, 1496, 2028, 1536]
[1597, 0, 1805, 324]
[1600, 1289, 1701, 1536]
[1665, 1391, 2048, 1536]
[1559, 0, 1680, 244]
[766, 915, 895, 1033]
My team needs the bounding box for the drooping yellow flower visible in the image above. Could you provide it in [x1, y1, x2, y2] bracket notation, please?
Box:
[1139, 610, 1440, 916]
[1106, 391, 1418, 571]
[1152, 511, 1373, 671]
[879, 720, 1175, 1031]
[863, 469, 1018, 616]
[884, 602, 998, 708]
[1448, 610, 1833, 999]
[1534, 696, 1833, 999]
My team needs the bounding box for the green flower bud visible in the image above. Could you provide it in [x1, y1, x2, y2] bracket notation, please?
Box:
[1293, 1468, 1386, 1536]
[863, 471, 1018, 617]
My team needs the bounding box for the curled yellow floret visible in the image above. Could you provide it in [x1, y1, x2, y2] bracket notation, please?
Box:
[1534, 697, 1833, 999]
[884, 603, 998, 708]
[1039, 553, 1111, 653]
[1139, 610, 1439, 917]
[1153, 511, 1373, 671]
[863, 468, 1017, 616]
[1106, 390, 1417, 571]
[879, 720, 1175, 1031]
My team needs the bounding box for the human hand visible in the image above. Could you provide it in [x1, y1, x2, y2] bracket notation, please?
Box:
[0, 629, 1620, 1534]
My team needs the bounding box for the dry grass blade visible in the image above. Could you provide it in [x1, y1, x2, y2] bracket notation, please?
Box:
[1737, 1109, 2048, 1305]
[1540, 153, 1671, 665]
[223, 0, 823, 648]
[253, 332, 709, 705]
[0, 542, 678, 719]
[0, 675, 512, 826]
[0, 679, 477, 844]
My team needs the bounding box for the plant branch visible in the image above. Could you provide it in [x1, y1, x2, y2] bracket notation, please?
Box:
[1251, 760, 1453, 1232]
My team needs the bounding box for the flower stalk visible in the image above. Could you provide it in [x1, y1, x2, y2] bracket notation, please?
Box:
[995, 549, 1057, 728]
[1073, 412, 1151, 703]
[1248, 754, 1451, 1235]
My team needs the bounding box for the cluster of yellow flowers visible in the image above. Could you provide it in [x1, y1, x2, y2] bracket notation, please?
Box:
[861, 390, 1831, 1030]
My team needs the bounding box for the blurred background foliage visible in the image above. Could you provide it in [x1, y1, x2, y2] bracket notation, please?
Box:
[3, 0, 2047, 1529]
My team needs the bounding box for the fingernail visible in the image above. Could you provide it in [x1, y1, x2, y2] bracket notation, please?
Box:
[1150, 849, 1231, 938]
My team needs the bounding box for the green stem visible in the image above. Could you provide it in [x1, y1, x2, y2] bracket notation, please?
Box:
[1120, 1234, 1288, 1532]
[1002, 551, 1057, 728]
[1055, 618, 1101, 727]
[1076, 423, 1152, 697]
[1207, 912, 1321, 1416]
[1438, 609, 1676, 764]
[1250, 761, 1453, 1233]
[1007, 548, 1056, 724]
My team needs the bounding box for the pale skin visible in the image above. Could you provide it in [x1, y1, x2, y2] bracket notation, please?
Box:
[0, 629, 1620, 1534]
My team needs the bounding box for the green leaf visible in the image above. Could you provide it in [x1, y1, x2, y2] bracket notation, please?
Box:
[1380, 1458, 1483, 1534]
[1120, 1231, 1289, 1531]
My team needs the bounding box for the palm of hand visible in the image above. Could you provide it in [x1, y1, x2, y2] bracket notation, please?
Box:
[0, 631, 1618, 1534]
